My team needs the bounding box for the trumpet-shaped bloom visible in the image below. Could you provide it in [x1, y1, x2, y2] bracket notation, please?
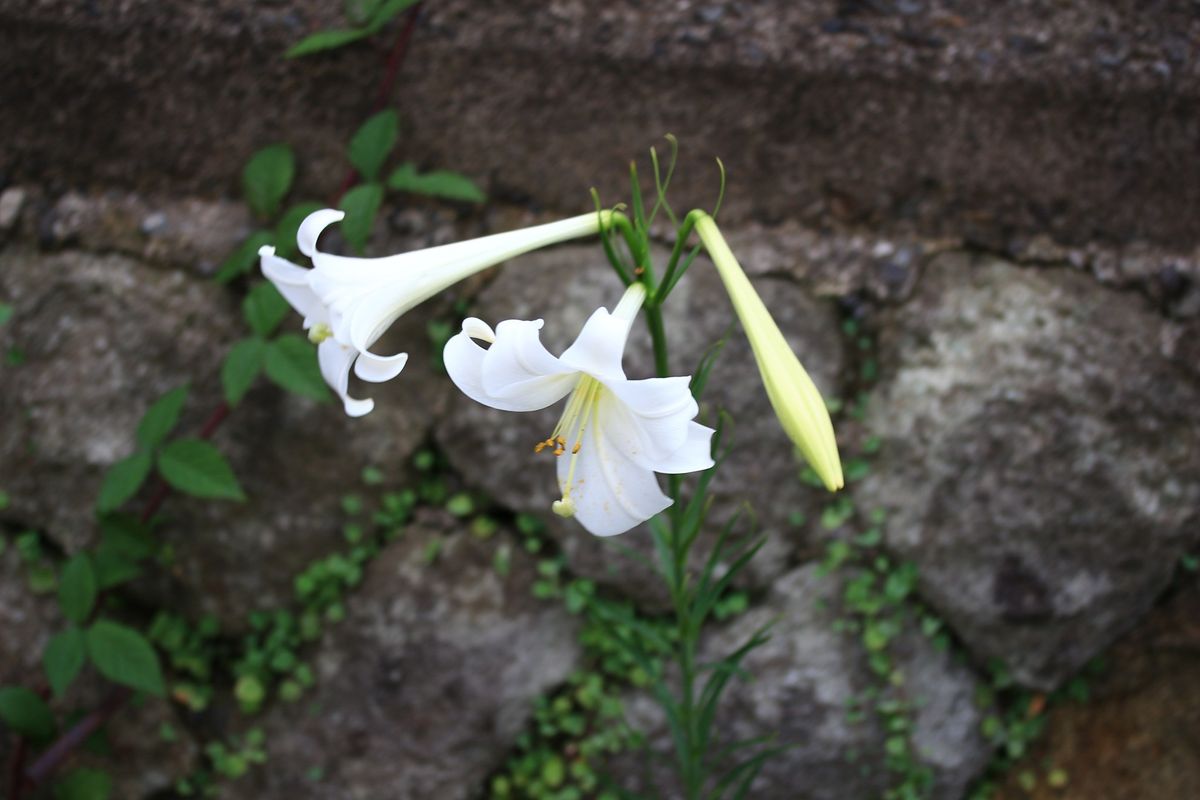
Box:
[444, 284, 715, 536]
[693, 212, 844, 491]
[260, 209, 611, 416]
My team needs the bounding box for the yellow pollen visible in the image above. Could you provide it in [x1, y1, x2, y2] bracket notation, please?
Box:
[308, 323, 333, 344]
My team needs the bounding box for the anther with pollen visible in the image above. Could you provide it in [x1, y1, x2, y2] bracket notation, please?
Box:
[534, 436, 568, 456]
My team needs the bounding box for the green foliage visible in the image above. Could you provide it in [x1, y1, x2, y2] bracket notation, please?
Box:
[95, 450, 153, 513]
[59, 553, 98, 624]
[263, 334, 330, 401]
[0, 301, 12, 325]
[388, 163, 486, 203]
[44, 628, 88, 697]
[54, 767, 112, 800]
[136, 385, 190, 449]
[285, 0, 421, 58]
[349, 110, 399, 181]
[86, 620, 166, 697]
[338, 182, 384, 253]
[242, 282, 291, 337]
[222, 337, 266, 406]
[242, 144, 295, 218]
[93, 514, 157, 589]
[0, 685, 57, 743]
[215, 231, 274, 284]
[157, 439, 246, 501]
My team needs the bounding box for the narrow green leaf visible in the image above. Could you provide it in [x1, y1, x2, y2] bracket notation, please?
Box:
[367, 0, 421, 31]
[285, 28, 371, 58]
[95, 450, 152, 514]
[136, 385, 189, 449]
[348, 110, 399, 181]
[86, 620, 165, 697]
[388, 163, 486, 203]
[274, 202, 324, 260]
[0, 302, 13, 325]
[264, 334, 331, 402]
[338, 182, 384, 254]
[242, 144, 295, 218]
[214, 230, 274, 284]
[44, 628, 87, 697]
[59, 553, 98, 625]
[242, 281, 291, 337]
[222, 337, 266, 406]
[157, 439, 245, 501]
[54, 767, 113, 800]
[0, 686, 57, 743]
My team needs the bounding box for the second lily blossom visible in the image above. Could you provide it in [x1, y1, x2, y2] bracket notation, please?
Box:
[260, 209, 611, 416]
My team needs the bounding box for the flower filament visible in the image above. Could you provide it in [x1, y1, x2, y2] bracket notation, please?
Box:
[537, 375, 603, 517]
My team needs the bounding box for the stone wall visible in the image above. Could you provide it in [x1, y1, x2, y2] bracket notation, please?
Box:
[1, 2, 1199, 799]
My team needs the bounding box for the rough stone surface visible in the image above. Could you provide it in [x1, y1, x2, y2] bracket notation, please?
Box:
[608, 565, 991, 799]
[0, 245, 449, 626]
[435, 243, 846, 608]
[993, 583, 1200, 800]
[858, 253, 1200, 689]
[223, 518, 582, 800]
[0, 544, 58, 687]
[0, 247, 242, 552]
[2, 1, 1198, 249]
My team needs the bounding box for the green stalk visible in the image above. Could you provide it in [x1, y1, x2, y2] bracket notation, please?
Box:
[643, 294, 705, 799]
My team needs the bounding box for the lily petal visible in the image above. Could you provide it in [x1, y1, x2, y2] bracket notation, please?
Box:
[558, 308, 634, 381]
[481, 319, 578, 406]
[259, 246, 328, 328]
[642, 421, 715, 475]
[317, 339, 374, 418]
[444, 319, 577, 412]
[558, 418, 673, 537]
[598, 376, 699, 467]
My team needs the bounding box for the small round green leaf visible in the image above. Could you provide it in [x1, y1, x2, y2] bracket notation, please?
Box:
[157, 439, 246, 501]
[242, 144, 295, 218]
[86, 620, 165, 697]
[0, 686, 57, 743]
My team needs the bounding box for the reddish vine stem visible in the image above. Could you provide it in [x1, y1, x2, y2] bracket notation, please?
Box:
[9, 8, 424, 794]
[24, 689, 132, 788]
[330, 1, 424, 205]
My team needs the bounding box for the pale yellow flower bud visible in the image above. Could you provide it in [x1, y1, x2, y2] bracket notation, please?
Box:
[693, 213, 844, 491]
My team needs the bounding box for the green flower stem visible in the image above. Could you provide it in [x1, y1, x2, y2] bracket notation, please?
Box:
[642, 297, 704, 799]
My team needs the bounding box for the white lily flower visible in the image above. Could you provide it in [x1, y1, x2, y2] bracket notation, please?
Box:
[260, 209, 612, 416]
[444, 283, 715, 537]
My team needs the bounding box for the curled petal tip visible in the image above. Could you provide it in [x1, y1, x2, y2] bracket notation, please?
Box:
[297, 209, 347, 258]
